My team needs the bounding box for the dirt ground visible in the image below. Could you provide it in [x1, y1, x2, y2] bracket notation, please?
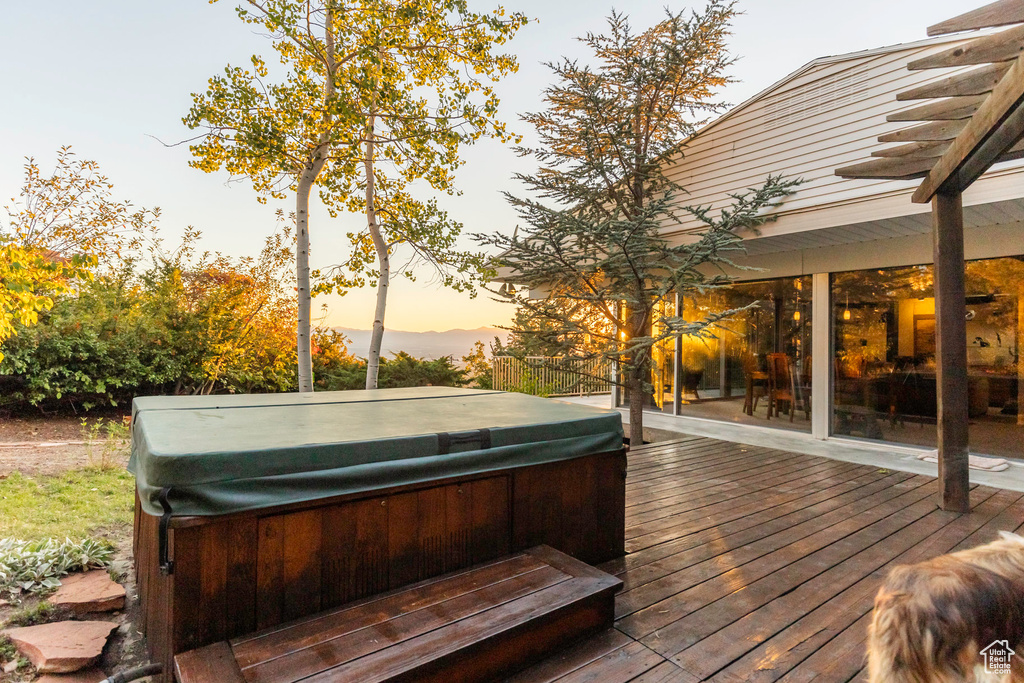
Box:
[0, 414, 147, 682]
[0, 415, 130, 476]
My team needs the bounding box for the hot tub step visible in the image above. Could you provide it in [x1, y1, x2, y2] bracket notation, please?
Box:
[173, 545, 621, 683]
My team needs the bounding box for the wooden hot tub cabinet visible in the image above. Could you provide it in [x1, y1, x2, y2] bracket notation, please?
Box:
[134, 449, 625, 680]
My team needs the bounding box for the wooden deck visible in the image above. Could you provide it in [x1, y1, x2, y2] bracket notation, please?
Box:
[512, 435, 1024, 683]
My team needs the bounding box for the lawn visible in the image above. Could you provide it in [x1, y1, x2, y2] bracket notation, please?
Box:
[0, 467, 134, 539]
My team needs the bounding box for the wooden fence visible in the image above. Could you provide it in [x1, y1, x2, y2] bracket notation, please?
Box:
[491, 356, 611, 396]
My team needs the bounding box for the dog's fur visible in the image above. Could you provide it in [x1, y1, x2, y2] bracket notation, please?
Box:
[868, 531, 1024, 682]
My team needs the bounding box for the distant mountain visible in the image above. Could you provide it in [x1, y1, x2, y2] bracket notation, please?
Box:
[334, 326, 508, 361]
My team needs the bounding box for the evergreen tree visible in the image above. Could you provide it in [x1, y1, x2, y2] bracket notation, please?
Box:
[475, 3, 797, 443]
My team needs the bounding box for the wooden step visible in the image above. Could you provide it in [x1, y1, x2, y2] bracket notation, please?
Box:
[174, 545, 622, 683]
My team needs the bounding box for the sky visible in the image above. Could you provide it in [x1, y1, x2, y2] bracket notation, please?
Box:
[1, 0, 970, 333]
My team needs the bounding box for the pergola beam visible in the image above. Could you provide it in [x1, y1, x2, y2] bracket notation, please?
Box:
[835, 156, 936, 180]
[877, 119, 969, 143]
[910, 23, 1024, 69]
[871, 140, 951, 158]
[897, 62, 1011, 100]
[887, 95, 986, 122]
[837, 136, 1024, 180]
[928, 0, 1024, 36]
[913, 55, 1024, 202]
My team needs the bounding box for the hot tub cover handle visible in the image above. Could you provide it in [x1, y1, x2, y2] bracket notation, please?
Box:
[437, 428, 491, 455]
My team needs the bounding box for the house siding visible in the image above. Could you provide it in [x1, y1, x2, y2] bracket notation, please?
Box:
[661, 34, 1024, 244]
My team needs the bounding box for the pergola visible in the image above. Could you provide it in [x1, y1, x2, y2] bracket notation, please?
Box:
[836, 0, 1024, 512]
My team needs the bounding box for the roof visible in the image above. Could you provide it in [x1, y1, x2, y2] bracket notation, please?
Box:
[686, 33, 991, 148]
[658, 29, 1024, 245]
[836, 1, 1024, 202]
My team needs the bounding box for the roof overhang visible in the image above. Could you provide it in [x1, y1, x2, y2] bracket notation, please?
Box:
[837, 0, 1024, 202]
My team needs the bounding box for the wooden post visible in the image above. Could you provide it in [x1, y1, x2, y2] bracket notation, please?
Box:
[611, 302, 621, 409]
[673, 292, 682, 415]
[719, 335, 729, 398]
[1018, 284, 1024, 428]
[932, 191, 970, 512]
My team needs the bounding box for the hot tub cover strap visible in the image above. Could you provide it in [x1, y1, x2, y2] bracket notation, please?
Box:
[157, 487, 175, 575]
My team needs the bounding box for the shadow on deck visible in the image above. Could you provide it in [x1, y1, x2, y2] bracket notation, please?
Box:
[512, 435, 1024, 683]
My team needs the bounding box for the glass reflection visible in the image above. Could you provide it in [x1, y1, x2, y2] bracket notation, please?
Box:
[832, 256, 1024, 457]
[650, 276, 813, 433]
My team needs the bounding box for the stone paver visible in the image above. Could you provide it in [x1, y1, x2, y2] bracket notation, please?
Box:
[51, 570, 125, 614]
[2, 620, 117, 673]
[35, 667, 107, 682]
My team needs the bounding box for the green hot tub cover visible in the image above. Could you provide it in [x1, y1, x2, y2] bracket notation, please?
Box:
[130, 387, 623, 518]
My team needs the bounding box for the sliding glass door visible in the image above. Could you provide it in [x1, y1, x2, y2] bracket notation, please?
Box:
[831, 256, 1024, 458]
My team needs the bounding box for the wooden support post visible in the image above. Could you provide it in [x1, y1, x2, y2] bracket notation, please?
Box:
[932, 191, 970, 512]
[719, 335, 729, 398]
[673, 292, 682, 416]
[611, 302, 621, 410]
[1018, 285, 1024, 427]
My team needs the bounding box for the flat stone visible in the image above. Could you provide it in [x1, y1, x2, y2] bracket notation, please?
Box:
[35, 668, 107, 683]
[2, 621, 116, 673]
[51, 571, 125, 614]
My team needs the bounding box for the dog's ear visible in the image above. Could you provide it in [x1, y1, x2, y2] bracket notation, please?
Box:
[997, 530, 1024, 544]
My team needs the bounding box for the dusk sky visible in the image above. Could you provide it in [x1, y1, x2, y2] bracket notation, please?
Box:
[2, 0, 968, 333]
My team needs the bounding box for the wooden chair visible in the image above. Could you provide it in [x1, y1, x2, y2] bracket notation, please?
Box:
[682, 369, 704, 401]
[796, 355, 812, 420]
[766, 352, 797, 422]
[741, 354, 768, 416]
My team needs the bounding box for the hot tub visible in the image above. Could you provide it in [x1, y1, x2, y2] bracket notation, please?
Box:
[131, 387, 625, 677]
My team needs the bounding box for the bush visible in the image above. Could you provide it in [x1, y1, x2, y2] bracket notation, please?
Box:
[314, 330, 468, 391]
[462, 341, 493, 390]
[0, 230, 298, 411]
[0, 228, 472, 412]
[0, 537, 114, 596]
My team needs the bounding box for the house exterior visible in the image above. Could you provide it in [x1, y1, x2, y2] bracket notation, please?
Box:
[624, 33, 1024, 461]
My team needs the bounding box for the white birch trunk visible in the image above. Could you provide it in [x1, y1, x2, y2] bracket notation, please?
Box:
[296, 170, 316, 392]
[294, 7, 336, 393]
[364, 111, 389, 390]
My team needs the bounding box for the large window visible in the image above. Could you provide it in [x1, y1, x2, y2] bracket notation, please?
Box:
[832, 257, 1024, 457]
[643, 276, 813, 432]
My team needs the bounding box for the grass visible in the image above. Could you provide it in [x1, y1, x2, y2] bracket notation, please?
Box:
[0, 468, 134, 539]
[3, 602, 58, 627]
[0, 635, 16, 662]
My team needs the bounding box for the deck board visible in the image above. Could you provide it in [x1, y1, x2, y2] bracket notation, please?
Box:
[513, 436, 1024, 683]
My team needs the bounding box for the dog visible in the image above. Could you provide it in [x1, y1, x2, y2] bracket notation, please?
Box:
[868, 531, 1024, 682]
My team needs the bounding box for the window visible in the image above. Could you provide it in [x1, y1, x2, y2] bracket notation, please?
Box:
[832, 257, 1024, 457]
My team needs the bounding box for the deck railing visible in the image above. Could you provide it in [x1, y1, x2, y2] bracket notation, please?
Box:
[491, 356, 611, 396]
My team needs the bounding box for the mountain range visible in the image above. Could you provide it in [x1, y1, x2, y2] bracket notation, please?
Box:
[333, 326, 508, 361]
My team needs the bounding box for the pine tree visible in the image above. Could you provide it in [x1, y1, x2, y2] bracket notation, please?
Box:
[475, 3, 798, 443]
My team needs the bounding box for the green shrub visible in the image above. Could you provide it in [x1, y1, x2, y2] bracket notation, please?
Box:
[0, 538, 114, 596]
[0, 230, 299, 411]
[313, 332, 468, 391]
[462, 341, 493, 390]
[0, 229, 471, 412]
[4, 602, 59, 627]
